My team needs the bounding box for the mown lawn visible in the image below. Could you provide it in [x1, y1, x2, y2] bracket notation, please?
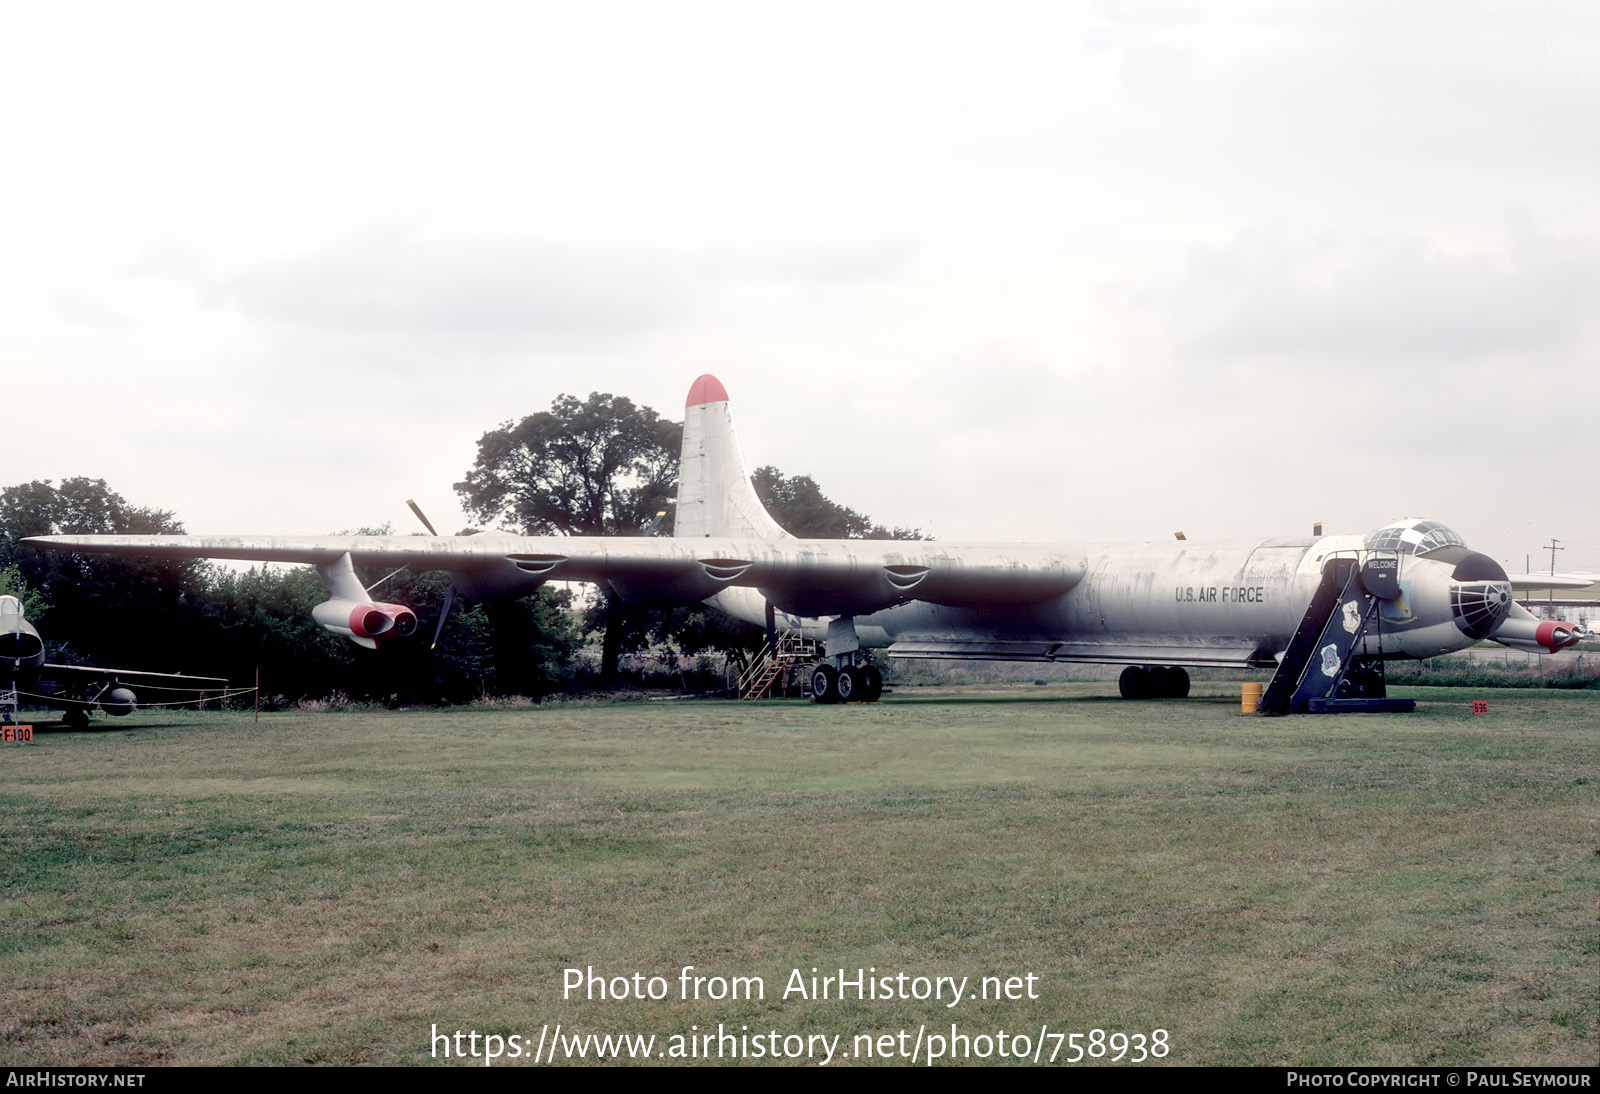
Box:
[2, 684, 1594, 1066]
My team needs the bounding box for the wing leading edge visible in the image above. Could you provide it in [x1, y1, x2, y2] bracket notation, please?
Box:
[39, 663, 230, 688]
[24, 534, 1090, 617]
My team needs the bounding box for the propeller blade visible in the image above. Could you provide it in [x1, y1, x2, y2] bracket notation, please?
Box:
[407, 498, 456, 649]
[406, 498, 440, 537]
[431, 581, 456, 650]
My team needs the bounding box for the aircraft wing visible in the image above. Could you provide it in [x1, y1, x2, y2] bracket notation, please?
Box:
[24, 662, 231, 726]
[22, 534, 521, 569]
[1506, 573, 1597, 591]
[24, 533, 1090, 616]
[39, 663, 231, 689]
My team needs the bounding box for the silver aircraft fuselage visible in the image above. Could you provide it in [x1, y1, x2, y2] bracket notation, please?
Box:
[22, 374, 1587, 672]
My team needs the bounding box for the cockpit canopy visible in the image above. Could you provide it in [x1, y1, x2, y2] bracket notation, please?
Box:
[1363, 519, 1467, 555]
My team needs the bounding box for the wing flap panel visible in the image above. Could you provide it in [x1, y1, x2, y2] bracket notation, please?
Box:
[888, 640, 1266, 668]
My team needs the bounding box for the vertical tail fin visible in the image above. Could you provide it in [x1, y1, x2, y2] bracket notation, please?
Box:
[676, 375, 791, 540]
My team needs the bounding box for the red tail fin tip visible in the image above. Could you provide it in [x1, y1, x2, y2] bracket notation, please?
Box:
[686, 374, 729, 407]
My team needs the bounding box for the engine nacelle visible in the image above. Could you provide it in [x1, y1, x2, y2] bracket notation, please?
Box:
[377, 603, 419, 639]
[310, 552, 418, 649]
[312, 598, 418, 649]
[1491, 615, 1588, 654]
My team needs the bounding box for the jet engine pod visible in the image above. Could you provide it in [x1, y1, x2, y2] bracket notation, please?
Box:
[1537, 620, 1587, 651]
[312, 597, 417, 648]
[374, 603, 418, 639]
[313, 598, 394, 639]
[100, 686, 137, 716]
[1491, 615, 1588, 653]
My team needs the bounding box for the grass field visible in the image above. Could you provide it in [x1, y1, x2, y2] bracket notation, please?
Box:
[2, 683, 1595, 1066]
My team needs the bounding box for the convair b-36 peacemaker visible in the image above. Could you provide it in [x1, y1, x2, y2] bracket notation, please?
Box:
[28, 375, 1591, 714]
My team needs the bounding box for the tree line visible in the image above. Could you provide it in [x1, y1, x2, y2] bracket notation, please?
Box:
[1, 393, 916, 706]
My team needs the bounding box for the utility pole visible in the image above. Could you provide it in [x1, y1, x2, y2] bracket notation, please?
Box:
[1544, 538, 1564, 577]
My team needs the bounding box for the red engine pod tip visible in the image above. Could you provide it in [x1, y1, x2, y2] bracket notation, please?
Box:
[1535, 621, 1580, 652]
[350, 607, 393, 638]
[686, 374, 729, 407]
[377, 604, 418, 638]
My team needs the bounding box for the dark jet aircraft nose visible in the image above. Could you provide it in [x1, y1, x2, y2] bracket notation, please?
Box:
[1447, 552, 1513, 640]
[0, 631, 43, 659]
[1450, 552, 1509, 583]
[0, 628, 44, 671]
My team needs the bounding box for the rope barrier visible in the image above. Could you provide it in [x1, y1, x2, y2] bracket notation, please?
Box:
[8, 687, 260, 709]
[35, 681, 229, 694]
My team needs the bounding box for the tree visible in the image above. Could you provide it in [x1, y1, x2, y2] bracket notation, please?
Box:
[0, 479, 209, 672]
[455, 392, 679, 684]
[205, 564, 358, 702]
[0, 478, 578, 706]
[0, 564, 48, 621]
[204, 561, 577, 705]
[751, 467, 924, 540]
[668, 605, 765, 678]
[456, 393, 679, 537]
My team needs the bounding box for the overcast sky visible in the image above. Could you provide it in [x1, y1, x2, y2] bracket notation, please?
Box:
[4, 1, 1596, 572]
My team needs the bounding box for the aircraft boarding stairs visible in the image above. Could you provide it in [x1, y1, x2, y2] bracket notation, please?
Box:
[738, 630, 818, 700]
[1257, 556, 1415, 715]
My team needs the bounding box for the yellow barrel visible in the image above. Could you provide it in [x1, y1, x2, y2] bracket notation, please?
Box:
[1241, 682, 1263, 714]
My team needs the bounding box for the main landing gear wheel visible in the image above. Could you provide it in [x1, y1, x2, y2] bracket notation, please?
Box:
[812, 663, 881, 704]
[1147, 666, 1173, 697]
[860, 665, 884, 702]
[1119, 665, 1190, 700]
[811, 664, 839, 704]
[837, 666, 862, 703]
[63, 706, 90, 729]
[1119, 666, 1149, 700]
[1165, 666, 1190, 698]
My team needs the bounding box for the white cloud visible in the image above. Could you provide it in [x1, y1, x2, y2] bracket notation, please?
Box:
[1, 1, 1596, 569]
[1168, 217, 1600, 365]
